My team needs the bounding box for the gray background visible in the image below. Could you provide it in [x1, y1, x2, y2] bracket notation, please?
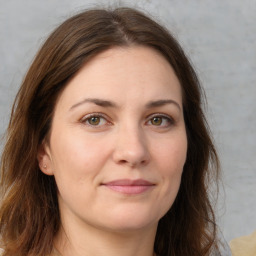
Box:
[0, 0, 255, 243]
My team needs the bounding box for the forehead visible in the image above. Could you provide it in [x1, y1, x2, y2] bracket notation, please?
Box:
[55, 46, 182, 110]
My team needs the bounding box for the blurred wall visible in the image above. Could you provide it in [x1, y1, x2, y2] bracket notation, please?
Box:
[0, 0, 255, 243]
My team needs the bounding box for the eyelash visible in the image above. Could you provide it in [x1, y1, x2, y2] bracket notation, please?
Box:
[145, 113, 175, 128]
[80, 113, 111, 127]
[80, 113, 175, 128]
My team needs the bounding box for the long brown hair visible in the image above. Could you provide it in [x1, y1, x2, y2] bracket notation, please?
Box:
[0, 7, 220, 256]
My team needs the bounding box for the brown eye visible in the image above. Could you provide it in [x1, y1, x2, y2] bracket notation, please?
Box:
[146, 114, 174, 128]
[82, 114, 108, 127]
[151, 117, 163, 126]
[88, 117, 101, 125]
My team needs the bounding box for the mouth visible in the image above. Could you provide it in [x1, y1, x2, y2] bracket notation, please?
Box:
[101, 179, 155, 195]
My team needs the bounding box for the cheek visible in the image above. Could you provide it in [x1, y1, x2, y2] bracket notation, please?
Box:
[155, 133, 187, 174]
[50, 130, 111, 175]
[50, 132, 109, 201]
[48, 122, 117, 198]
[153, 134, 187, 203]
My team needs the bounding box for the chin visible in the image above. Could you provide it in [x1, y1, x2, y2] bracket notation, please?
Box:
[98, 208, 161, 233]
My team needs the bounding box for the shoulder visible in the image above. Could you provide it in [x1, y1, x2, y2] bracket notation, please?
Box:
[230, 230, 256, 256]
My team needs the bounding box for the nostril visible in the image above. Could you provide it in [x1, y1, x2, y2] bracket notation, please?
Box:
[119, 159, 128, 165]
[116, 158, 149, 168]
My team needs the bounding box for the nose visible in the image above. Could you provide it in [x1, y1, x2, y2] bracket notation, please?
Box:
[112, 126, 150, 168]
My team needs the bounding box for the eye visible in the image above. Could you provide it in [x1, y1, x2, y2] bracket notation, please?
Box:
[146, 114, 174, 128]
[87, 116, 102, 125]
[81, 113, 109, 127]
[151, 116, 164, 126]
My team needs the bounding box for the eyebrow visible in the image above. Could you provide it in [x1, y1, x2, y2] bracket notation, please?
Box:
[146, 99, 181, 111]
[70, 98, 117, 110]
[69, 98, 181, 111]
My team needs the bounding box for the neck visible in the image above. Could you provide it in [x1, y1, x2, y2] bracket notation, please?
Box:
[54, 217, 157, 256]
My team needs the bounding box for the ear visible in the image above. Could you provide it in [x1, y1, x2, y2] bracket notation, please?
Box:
[37, 140, 54, 176]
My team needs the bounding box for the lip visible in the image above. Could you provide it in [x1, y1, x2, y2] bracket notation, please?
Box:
[101, 179, 155, 195]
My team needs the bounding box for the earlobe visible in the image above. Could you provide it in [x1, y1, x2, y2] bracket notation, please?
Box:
[37, 141, 54, 176]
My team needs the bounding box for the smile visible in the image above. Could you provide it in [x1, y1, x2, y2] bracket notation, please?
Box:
[101, 179, 155, 195]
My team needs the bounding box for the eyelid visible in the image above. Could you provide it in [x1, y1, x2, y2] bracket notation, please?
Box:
[79, 112, 175, 128]
[80, 112, 112, 127]
[145, 113, 175, 126]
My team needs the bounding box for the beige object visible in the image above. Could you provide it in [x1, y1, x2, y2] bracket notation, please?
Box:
[230, 230, 256, 256]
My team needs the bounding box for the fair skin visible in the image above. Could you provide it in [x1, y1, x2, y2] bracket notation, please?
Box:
[38, 46, 187, 256]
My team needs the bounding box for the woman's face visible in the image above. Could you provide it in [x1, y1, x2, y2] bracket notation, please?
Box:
[39, 46, 187, 233]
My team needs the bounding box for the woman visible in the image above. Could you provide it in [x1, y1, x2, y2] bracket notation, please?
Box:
[0, 7, 228, 256]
